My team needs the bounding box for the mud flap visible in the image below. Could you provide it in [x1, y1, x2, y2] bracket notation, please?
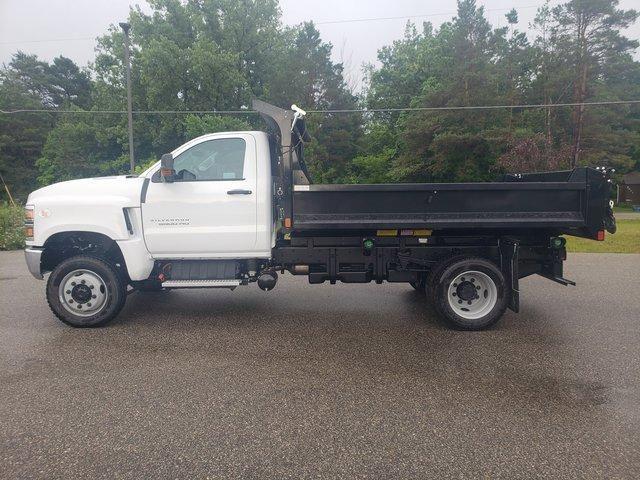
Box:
[500, 239, 520, 313]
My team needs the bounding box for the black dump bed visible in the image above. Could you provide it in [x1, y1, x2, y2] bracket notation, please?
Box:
[251, 100, 615, 240]
[291, 167, 615, 239]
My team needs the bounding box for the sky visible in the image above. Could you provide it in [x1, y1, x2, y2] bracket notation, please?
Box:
[1, 0, 639, 91]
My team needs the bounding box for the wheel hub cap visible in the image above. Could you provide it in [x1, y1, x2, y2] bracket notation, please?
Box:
[71, 284, 92, 303]
[447, 270, 498, 320]
[456, 281, 477, 301]
[58, 269, 109, 317]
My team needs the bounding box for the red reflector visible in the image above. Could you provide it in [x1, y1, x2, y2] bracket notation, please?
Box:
[596, 230, 605, 241]
[284, 218, 292, 228]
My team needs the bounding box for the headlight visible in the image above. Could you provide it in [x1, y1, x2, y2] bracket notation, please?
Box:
[24, 205, 34, 240]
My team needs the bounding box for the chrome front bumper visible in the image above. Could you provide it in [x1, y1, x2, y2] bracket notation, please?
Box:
[24, 247, 43, 279]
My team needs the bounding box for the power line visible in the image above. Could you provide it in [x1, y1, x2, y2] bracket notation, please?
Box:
[0, 109, 255, 115]
[2, 100, 640, 116]
[315, 5, 542, 25]
[312, 100, 640, 113]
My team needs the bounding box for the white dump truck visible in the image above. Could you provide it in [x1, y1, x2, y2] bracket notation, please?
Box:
[24, 101, 616, 330]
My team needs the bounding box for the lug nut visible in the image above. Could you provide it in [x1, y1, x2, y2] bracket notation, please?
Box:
[87, 303, 91, 307]
[77, 305, 82, 309]
[66, 290, 71, 294]
[92, 295, 96, 299]
[89, 285, 94, 289]
[458, 299, 462, 304]
[453, 283, 457, 287]
[460, 277, 465, 282]
[476, 285, 481, 290]
[69, 299, 74, 303]
[71, 282, 76, 286]
[452, 292, 457, 297]
[470, 278, 475, 283]
[81, 280, 86, 284]
[467, 301, 472, 305]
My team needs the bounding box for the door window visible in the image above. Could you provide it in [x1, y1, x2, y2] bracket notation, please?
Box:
[162, 138, 246, 182]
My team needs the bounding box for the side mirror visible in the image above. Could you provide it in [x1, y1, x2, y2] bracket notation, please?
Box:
[160, 153, 175, 183]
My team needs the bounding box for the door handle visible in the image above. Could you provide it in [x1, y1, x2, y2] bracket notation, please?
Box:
[227, 189, 252, 195]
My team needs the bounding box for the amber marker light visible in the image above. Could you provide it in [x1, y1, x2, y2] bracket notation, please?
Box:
[24, 205, 35, 240]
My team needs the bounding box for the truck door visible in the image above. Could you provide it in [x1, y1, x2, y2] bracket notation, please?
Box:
[141, 133, 258, 257]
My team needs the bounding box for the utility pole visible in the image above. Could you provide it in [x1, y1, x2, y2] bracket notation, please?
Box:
[119, 22, 135, 174]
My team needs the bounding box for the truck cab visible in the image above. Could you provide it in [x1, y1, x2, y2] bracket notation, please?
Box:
[140, 131, 274, 259]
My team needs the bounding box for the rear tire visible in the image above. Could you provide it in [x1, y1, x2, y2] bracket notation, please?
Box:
[46, 255, 127, 328]
[431, 257, 508, 330]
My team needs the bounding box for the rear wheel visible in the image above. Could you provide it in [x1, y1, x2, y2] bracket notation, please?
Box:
[46, 255, 127, 328]
[431, 257, 508, 330]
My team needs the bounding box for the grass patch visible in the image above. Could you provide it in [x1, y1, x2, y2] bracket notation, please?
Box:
[614, 204, 635, 213]
[565, 219, 640, 253]
[0, 203, 25, 250]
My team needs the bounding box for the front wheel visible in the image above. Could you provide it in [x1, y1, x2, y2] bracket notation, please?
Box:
[46, 255, 127, 327]
[432, 257, 509, 330]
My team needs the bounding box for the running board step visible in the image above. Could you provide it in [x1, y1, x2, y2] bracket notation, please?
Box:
[162, 279, 241, 289]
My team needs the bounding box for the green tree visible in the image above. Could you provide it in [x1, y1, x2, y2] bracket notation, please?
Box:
[0, 79, 51, 201]
[0, 53, 90, 200]
[87, 1, 361, 183]
[550, 0, 639, 166]
[4, 0, 640, 192]
[36, 114, 127, 185]
[183, 114, 252, 139]
[362, 0, 639, 182]
[3, 52, 91, 108]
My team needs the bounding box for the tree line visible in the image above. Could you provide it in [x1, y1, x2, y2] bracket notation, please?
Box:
[1, 0, 639, 202]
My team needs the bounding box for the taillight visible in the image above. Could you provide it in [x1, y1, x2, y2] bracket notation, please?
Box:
[24, 205, 34, 240]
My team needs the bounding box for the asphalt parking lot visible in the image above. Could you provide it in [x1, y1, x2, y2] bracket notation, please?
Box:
[1, 250, 639, 478]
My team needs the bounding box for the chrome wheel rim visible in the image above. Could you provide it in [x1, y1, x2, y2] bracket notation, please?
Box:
[447, 270, 498, 320]
[58, 269, 109, 317]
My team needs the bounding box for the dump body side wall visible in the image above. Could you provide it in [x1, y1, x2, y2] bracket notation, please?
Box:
[290, 167, 611, 238]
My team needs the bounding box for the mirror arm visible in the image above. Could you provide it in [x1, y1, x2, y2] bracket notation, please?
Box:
[160, 153, 175, 183]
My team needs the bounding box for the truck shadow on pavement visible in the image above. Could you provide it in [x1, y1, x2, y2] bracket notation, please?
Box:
[114, 286, 452, 331]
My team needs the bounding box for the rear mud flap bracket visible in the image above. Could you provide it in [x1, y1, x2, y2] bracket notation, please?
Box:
[540, 274, 576, 286]
[500, 239, 520, 313]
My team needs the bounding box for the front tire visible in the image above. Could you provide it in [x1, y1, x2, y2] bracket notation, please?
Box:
[432, 257, 509, 330]
[46, 255, 127, 328]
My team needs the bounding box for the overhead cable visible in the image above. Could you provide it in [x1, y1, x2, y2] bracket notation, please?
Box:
[2, 100, 640, 115]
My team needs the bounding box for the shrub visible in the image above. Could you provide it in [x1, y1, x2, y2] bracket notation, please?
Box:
[0, 203, 25, 250]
